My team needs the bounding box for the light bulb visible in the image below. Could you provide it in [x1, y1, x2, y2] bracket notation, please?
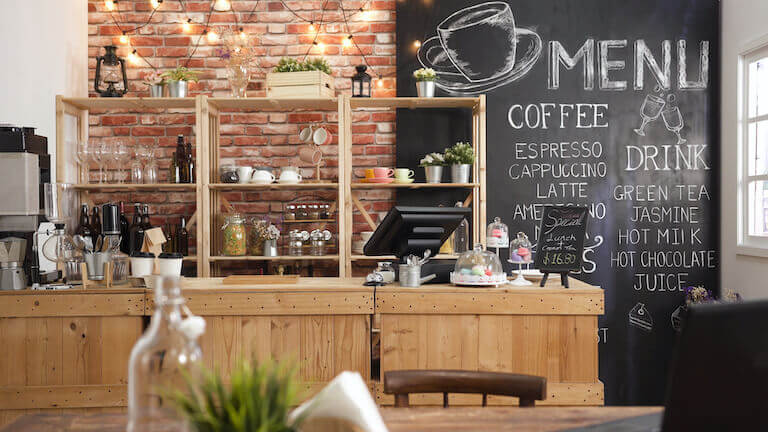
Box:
[413, 40, 421, 48]
[119, 33, 129, 44]
[206, 29, 218, 43]
[316, 41, 325, 53]
[308, 22, 316, 32]
[182, 19, 192, 33]
[128, 50, 139, 65]
[213, 0, 230, 11]
[105, 0, 116, 11]
[149, 0, 160, 9]
[343, 35, 353, 47]
[377, 78, 384, 88]
[239, 27, 246, 40]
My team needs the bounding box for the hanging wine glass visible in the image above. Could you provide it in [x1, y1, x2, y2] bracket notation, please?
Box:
[115, 141, 130, 183]
[90, 141, 106, 183]
[75, 141, 91, 183]
[131, 145, 144, 184]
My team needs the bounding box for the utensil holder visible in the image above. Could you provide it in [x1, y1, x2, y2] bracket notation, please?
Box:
[80, 259, 113, 289]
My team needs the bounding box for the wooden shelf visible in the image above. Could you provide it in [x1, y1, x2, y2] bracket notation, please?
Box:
[61, 97, 196, 110]
[72, 183, 197, 192]
[351, 182, 478, 189]
[284, 219, 336, 223]
[350, 254, 459, 261]
[209, 182, 339, 190]
[182, 255, 198, 261]
[209, 255, 340, 261]
[208, 97, 338, 111]
[349, 97, 480, 110]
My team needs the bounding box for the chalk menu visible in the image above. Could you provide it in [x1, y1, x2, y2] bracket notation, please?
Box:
[396, 0, 719, 404]
[534, 206, 588, 274]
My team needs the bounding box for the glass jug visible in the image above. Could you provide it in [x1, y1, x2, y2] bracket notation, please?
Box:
[128, 276, 204, 432]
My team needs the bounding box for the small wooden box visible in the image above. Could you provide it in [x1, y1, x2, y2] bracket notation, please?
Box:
[266, 70, 335, 98]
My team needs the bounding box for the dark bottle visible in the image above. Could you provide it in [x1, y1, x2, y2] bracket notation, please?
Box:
[128, 203, 145, 254]
[176, 135, 189, 183]
[176, 217, 189, 256]
[141, 204, 152, 230]
[90, 206, 102, 237]
[119, 202, 130, 254]
[163, 223, 176, 253]
[169, 151, 179, 184]
[75, 204, 93, 243]
[185, 141, 195, 183]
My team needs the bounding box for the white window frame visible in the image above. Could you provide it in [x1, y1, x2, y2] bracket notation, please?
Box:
[738, 40, 768, 256]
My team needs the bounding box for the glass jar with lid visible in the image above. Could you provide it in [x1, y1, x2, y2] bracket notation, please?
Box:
[284, 204, 296, 221]
[219, 164, 239, 183]
[309, 229, 332, 256]
[376, 261, 395, 283]
[221, 213, 246, 256]
[308, 204, 321, 220]
[320, 203, 331, 220]
[450, 243, 507, 286]
[288, 230, 309, 256]
[296, 204, 309, 220]
[486, 217, 509, 249]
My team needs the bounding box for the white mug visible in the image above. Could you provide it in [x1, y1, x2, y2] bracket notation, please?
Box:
[251, 169, 275, 184]
[236, 166, 253, 184]
[279, 168, 302, 183]
[313, 127, 331, 146]
[299, 125, 314, 143]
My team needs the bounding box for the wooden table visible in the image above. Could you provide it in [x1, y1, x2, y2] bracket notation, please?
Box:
[1, 407, 662, 431]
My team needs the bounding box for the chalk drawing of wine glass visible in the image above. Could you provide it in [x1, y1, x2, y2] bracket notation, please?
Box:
[634, 94, 666, 136]
[662, 105, 687, 145]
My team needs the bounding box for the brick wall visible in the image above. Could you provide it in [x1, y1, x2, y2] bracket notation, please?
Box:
[87, 0, 397, 275]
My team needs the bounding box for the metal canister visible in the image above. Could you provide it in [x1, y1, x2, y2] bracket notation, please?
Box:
[288, 230, 309, 256]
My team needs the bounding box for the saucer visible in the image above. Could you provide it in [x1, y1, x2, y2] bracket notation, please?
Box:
[367, 177, 394, 184]
[394, 178, 415, 184]
[418, 27, 542, 95]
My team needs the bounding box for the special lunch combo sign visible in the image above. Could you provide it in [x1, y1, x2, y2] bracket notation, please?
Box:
[397, 0, 719, 404]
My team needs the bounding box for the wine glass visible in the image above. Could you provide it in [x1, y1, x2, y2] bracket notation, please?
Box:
[89, 141, 107, 183]
[634, 94, 666, 136]
[131, 146, 144, 184]
[114, 141, 130, 183]
[102, 141, 117, 182]
[75, 141, 91, 182]
[142, 146, 157, 184]
[662, 106, 687, 145]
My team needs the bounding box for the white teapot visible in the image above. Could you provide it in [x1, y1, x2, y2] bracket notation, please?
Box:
[279, 167, 302, 184]
[251, 168, 275, 184]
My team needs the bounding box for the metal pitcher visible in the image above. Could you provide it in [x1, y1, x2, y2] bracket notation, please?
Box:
[398, 250, 436, 287]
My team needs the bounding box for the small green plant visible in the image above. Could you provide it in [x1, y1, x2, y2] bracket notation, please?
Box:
[167, 358, 305, 432]
[161, 66, 201, 82]
[419, 152, 445, 167]
[273, 57, 331, 75]
[413, 67, 437, 82]
[444, 142, 475, 165]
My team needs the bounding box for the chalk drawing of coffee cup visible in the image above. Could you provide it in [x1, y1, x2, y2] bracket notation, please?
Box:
[418, 1, 542, 95]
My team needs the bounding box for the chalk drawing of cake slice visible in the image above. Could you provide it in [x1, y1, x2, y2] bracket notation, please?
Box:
[628, 302, 653, 332]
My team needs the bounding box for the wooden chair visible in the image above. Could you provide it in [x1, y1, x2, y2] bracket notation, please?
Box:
[383, 370, 547, 408]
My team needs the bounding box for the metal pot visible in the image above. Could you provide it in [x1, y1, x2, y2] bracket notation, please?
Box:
[451, 164, 471, 184]
[167, 80, 188, 98]
[424, 165, 443, 184]
[398, 264, 436, 287]
[149, 83, 165, 97]
[416, 80, 436, 98]
[263, 239, 278, 257]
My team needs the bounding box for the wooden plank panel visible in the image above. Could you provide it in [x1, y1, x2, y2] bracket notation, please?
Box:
[182, 292, 373, 315]
[0, 293, 145, 317]
[332, 315, 370, 378]
[100, 318, 141, 385]
[375, 289, 603, 315]
[270, 316, 301, 363]
[0, 318, 26, 386]
[426, 315, 478, 370]
[207, 317, 242, 379]
[62, 317, 102, 386]
[300, 316, 334, 381]
[379, 315, 428, 374]
[25, 318, 63, 387]
[241, 316, 272, 363]
[0, 385, 127, 409]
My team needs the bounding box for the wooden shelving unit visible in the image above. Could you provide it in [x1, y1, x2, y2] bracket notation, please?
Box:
[56, 95, 486, 277]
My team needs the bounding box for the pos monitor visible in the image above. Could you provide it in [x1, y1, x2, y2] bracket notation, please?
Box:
[363, 206, 471, 261]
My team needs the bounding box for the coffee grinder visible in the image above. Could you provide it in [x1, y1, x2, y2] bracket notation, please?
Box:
[0, 125, 52, 286]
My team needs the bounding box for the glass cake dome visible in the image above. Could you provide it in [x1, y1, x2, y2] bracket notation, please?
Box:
[450, 243, 507, 286]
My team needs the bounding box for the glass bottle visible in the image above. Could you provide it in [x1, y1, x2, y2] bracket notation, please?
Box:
[128, 276, 202, 432]
[454, 202, 469, 253]
[75, 204, 93, 245]
[90, 206, 102, 237]
[142, 204, 152, 230]
[176, 217, 189, 256]
[221, 213, 246, 256]
[176, 135, 189, 184]
[169, 151, 179, 184]
[119, 202, 130, 254]
[128, 203, 145, 255]
[186, 141, 195, 184]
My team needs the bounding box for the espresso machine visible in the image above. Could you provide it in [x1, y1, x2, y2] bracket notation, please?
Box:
[0, 125, 53, 287]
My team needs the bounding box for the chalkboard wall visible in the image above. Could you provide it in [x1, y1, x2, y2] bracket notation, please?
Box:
[396, 0, 720, 405]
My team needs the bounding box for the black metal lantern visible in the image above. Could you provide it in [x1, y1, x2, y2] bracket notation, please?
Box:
[351, 64, 372, 98]
[94, 45, 128, 97]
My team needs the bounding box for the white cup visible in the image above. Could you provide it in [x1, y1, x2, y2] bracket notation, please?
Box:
[299, 125, 314, 143]
[279, 168, 302, 183]
[251, 169, 276, 184]
[156, 252, 183, 276]
[236, 166, 253, 184]
[313, 127, 331, 146]
[130, 252, 155, 277]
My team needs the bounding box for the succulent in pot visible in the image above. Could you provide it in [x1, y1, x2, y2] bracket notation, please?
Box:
[160, 66, 201, 98]
[413, 67, 437, 98]
[444, 142, 475, 184]
[142, 70, 165, 97]
[419, 151, 445, 184]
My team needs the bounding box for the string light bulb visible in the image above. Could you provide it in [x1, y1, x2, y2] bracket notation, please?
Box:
[119, 32, 129, 44]
[205, 29, 218, 43]
[182, 18, 192, 33]
[149, 0, 161, 9]
[128, 49, 139, 65]
[308, 21, 316, 32]
[105, 0, 116, 11]
[239, 27, 246, 40]
[413, 40, 421, 48]
[314, 41, 325, 53]
[377, 78, 384, 88]
[343, 35, 353, 48]
[213, 0, 230, 11]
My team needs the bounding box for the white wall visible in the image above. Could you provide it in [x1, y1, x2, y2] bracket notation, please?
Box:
[721, 0, 768, 298]
[0, 1, 88, 181]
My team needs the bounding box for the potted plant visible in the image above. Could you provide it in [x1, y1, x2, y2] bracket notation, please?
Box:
[419, 152, 445, 184]
[142, 70, 165, 97]
[161, 66, 200, 98]
[413, 67, 437, 98]
[167, 358, 307, 432]
[267, 57, 334, 98]
[444, 142, 475, 183]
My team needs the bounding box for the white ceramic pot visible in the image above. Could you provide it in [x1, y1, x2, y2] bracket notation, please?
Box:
[416, 80, 436, 98]
[424, 165, 443, 183]
[451, 164, 471, 183]
[156, 253, 183, 276]
[167, 80, 188, 98]
[130, 252, 155, 277]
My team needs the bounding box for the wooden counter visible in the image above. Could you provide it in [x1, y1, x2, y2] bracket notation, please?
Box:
[0, 276, 603, 427]
[376, 278, 604, 406]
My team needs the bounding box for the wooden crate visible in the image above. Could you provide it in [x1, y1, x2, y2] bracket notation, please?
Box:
[266, 71, 335, 98]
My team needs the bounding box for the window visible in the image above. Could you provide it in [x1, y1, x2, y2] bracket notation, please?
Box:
[740, 45, 768, 252]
